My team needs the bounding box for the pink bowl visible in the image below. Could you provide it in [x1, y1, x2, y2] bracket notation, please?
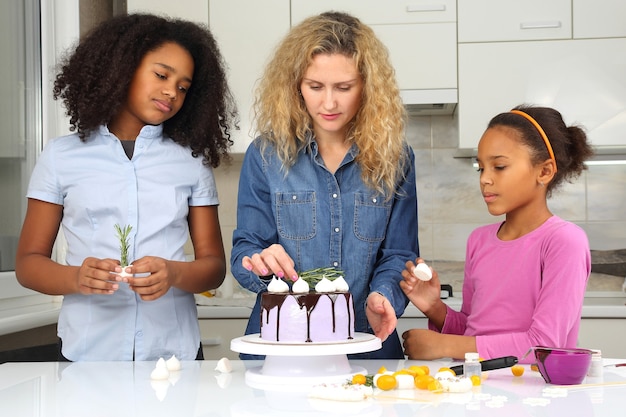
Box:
[533, 346, 593, 385]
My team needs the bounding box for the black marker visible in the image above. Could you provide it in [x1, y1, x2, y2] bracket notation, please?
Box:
[450, 355, 519, 375]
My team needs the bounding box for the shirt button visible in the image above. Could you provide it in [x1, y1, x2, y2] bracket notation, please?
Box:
[372, 198, 377, 203]
[333, 261, 339, 267]
[334, 227, 340, 233]
[136, 331, 143, 337]
[332, 193, 338, 198]
[292, 195, 297, 200]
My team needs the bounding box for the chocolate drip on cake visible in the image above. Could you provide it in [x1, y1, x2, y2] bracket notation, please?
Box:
[341, 292, 354, 339]
[261, 291, 353, 342]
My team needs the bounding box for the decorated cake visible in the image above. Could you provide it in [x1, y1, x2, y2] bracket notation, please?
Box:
[260, 271, 355, 343]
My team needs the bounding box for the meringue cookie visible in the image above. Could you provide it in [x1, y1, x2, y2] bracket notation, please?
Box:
[333, 276, 350, 292]
[413, 263, 433, 281]
[291, 277, 310, 293]
[166, 354, 181, 371]
[267, 276, 290, 293]
[215, 357, 232, 373]
[315, 276, 335, 293]
[150, 364, 170, 381]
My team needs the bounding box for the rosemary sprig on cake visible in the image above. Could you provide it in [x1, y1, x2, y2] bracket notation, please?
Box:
[297, 266, 345, 286]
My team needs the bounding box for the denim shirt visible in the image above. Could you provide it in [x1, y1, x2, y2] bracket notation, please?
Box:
[231, 137, 419, 357]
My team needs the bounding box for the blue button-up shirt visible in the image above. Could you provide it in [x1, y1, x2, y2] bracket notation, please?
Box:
[231, 137, 419, 358]
[27, 125, 218, 360]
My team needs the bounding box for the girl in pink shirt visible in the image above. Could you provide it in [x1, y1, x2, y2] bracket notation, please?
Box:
[401, 105, 594, 362]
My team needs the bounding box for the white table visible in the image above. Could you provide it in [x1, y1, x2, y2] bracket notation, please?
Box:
[1, 358, 625, 416]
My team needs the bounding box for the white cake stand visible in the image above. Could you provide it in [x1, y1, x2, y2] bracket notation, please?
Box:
[230, 333, 382, 388]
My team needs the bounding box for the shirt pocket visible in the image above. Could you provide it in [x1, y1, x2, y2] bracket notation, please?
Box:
[275, 191, 316, 240]
[354, 193, 391, 242]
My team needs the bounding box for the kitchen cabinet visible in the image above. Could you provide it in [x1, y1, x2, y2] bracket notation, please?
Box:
[209, 0, 290, 153]
[458, 38, 626, 149]
[291, 0, 457, 94]
[578, 318, 626, 359]
[573, 0, 626, 39]
[458, 0, 571, 43]
[126, 0, 208, 25]
[128, 1, 290, 154]
[199, 318, 247, 360]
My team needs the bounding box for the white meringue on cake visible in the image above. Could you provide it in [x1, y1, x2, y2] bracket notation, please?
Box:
[315, 276, 335, 293]
[333, 276, 349, 292]
[291, 277, 310, 293]
[267, 275, 290, 293]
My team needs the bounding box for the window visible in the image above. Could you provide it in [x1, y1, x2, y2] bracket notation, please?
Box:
[0, 0, 41, 273]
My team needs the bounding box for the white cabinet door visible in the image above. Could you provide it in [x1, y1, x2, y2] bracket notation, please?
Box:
[573, 0, 626, 39]
[209, 0, 290, 153]
[458, 38, 626, 149]
[127, 0, 208, 25]
[199, 318, 248, 360]
[291, 0, 457, 92]
[578, 318, 626, 359]
[291, 0, 457, 24]
[458, 0, 571, 42]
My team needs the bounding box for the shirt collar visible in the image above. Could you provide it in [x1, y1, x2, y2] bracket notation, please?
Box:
[306, 132, 359, 166]
[100, 124, 163, 140]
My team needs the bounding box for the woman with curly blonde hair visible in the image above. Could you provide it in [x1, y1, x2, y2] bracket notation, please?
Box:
[231, 11, 419, 359]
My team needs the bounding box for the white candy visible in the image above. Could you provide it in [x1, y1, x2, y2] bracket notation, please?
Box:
[267, 275, 290, 293]
[150, 365, 170, 381]
[165, 354, 181, 371]
[291, 277, 310, 293]
[333, 276, 350, 292]
[215, 357, 232, 373]
[413, 263, 433, 281]
[395, 374, 415, 390]
[315, 276, 335, 293]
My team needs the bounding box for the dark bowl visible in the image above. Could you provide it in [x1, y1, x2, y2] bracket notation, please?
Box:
[534, 346, 593, 385]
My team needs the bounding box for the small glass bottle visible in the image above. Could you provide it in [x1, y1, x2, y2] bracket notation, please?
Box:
[463, 352, 482, 379]
[587, 349, 603, 378]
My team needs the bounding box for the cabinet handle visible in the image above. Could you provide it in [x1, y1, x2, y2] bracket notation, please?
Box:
[406, 4, 446, 12]
[201, 337, 222, 346]
[520, 21, 562, 30]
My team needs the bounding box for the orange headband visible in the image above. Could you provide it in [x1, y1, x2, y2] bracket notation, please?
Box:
[510, 110, 556, 168]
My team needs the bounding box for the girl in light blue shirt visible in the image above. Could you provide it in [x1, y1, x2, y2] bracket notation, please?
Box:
[16, 14, 237, 361]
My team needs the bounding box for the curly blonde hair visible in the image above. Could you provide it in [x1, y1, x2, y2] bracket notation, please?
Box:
[254, 11, 407, 196]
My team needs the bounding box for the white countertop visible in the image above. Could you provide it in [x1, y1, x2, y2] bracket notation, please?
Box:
[1, 357, 625, 416]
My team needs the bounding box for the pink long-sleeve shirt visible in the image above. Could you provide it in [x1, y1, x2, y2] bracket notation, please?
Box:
[434, 216, 591, 363]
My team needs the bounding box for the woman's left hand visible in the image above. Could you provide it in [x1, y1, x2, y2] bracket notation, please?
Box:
[125, 256, 174, 301]
[365, 292, 397, 342]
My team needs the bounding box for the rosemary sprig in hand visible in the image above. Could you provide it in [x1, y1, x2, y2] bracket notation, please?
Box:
[114, 224, 132, 267]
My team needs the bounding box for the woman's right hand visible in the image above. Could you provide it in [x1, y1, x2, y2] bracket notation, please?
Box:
[241, 244, 298, 281]
[77, 257, 123, 295]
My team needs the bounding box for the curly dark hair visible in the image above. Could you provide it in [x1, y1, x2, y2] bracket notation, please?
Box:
[488, 104, 594, 197]
[53, 13, 237, 167]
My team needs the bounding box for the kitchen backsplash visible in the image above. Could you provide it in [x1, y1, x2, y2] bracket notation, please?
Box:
[207, 114, 626, 296]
